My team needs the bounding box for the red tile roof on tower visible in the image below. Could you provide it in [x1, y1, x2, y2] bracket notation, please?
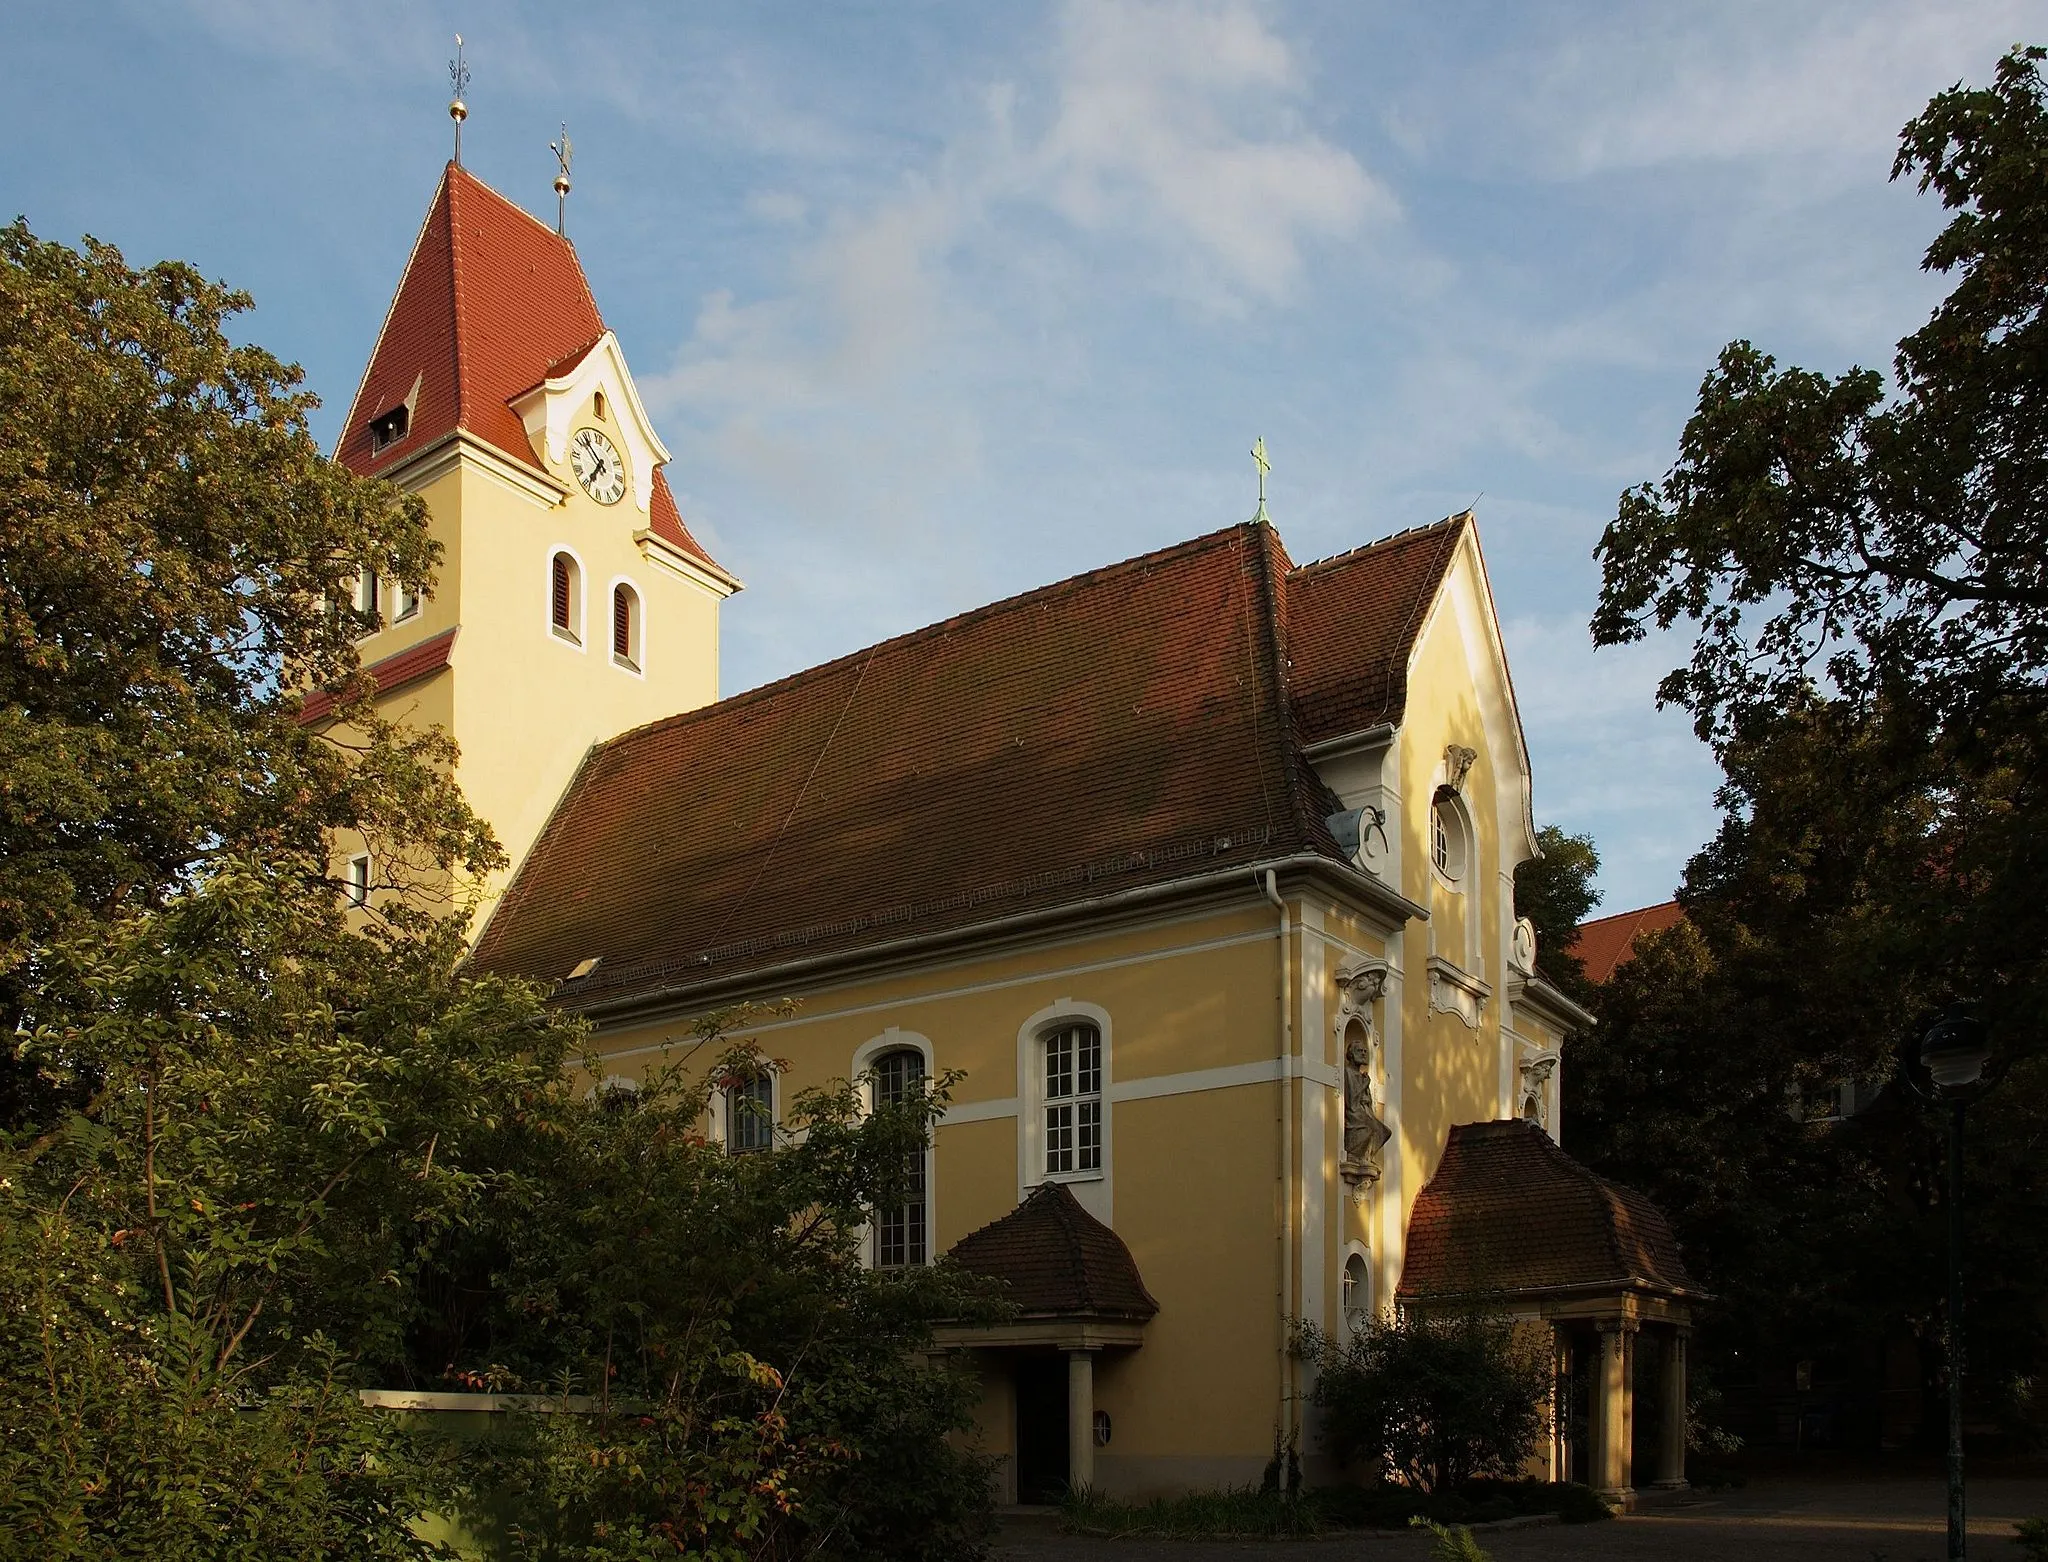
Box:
[1569, 901, 1686, 985]
[334, 162, 723, 575]
[469, 516, 1464, 1008]
[948, 1183, 1159, 1320]
[1398, 1120, 1699, 1303]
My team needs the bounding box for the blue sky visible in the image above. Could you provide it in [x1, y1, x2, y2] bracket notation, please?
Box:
[5, 0, 2036, 913]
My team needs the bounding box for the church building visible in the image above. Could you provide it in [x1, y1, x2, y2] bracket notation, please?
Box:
[321, 156, 1699, 1508]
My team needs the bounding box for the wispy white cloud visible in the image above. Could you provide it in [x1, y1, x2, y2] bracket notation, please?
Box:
[1023, 0, 1389, 301]
[1449, 0, 2037, 179]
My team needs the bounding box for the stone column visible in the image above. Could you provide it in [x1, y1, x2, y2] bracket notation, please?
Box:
[1067, 1350, 1096, 1494]
[1653, 1327, 1690, 1489]
[1593, 1318, 1638, 1510]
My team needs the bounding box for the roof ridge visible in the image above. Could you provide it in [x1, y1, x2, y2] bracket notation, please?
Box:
[1577, 900, 1681, 930]
[447, 160, 582, 246]
[330, 163, 453, 461]
[1288, 513, 1466, 579]
[446, 161, 469, 439]
[595, 521, 1270, 756]
[1247, 523, 1317, 853]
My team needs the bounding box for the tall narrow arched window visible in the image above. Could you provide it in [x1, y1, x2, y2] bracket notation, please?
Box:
[872, 1047, 928, 1267]
[353, 566, 380, 633]
[1343, 1251, 1371, 1334]
[726, 1072, 774, 1154]
[1042, 1021, 1102, 1175]
[550, 551, 582, 644]
[611, 582, 641, 671]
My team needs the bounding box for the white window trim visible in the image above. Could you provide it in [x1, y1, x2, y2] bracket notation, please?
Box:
[344, 851, 371, 908]
[606, 574, 646, 677]
[853, 1029, 936, 1269]
[547, 544, 588, 651]
[1017, 999, 1112, 1203]
[393, 580, 422, 623]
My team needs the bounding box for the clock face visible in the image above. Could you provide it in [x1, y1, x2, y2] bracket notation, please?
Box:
[570, 427, 627, 505]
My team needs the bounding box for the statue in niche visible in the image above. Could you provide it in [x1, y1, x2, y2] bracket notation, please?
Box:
[1341, 1023, 1391, 1183]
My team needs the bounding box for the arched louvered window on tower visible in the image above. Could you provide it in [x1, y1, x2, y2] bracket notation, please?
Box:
[549, 551, 582, 644]
[611, 581, 641, 671]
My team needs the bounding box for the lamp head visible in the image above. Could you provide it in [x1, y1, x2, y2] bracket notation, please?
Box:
[1920, 1011, 1991, 1091]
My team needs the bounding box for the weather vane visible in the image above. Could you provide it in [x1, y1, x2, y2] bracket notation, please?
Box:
[550, 123, 574, 236]
[447, 35, 470, 166]
[1251, 436, 1271, 523]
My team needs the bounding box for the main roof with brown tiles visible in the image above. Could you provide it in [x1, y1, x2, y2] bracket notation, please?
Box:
[334, 162, 721, 574]
[469, 514, 1469, 1007]
[1568, 901, 1686, 986]
[1397, 1120, 1698, 1303]
[947, 1182, 1159, 1320]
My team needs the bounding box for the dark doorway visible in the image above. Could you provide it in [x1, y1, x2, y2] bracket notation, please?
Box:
[1559, 1332, 1590, 1485]
[1014, 1354, 1069, 1503]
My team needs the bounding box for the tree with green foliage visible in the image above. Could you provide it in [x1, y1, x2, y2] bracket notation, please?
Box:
[1513, 825, 1601, 1000]
[1581, 45, 2048, 1442]
[423, 1036, 1004, 1562]
[1297, 1313, 1550, 1492]
[0, 221, 1002, 1558]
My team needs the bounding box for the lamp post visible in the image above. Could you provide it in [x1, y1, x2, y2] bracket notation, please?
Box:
[1919, 1011, 1991, 1562]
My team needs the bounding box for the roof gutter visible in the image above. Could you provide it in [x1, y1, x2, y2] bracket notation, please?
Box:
[1511, 974, 1599, 1034]
[566, 851, 1428, 1026]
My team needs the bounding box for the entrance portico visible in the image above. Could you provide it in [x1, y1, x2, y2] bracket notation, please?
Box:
[935, 1182, 1158, 1502]
[1399, 1120, 1702, 1509]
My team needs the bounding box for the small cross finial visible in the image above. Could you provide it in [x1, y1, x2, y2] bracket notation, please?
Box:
[1251, 436, 1271, 522]
[550, 123, 574, 236]
[448, 35, 470, 165]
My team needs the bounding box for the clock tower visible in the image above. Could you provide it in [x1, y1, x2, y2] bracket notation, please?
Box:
[320, 161, 738, 916]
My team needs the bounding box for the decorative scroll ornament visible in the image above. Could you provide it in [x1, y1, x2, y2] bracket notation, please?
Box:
[1519, 1053, 1559, 1129]
[1510, 916, 1539, 976]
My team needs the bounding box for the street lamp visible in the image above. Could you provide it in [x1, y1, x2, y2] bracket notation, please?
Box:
[1917, 1010, 1992, 1562]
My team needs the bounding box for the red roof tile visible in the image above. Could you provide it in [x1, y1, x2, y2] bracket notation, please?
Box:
[1287, 517, 1465, 745]
[1568, 901, 1685, 985]
[947, 1183, 1158, 1320]
[298, 626, 457, 726]
[1398, 1120, 1698, 1303]
[474, 522, 1316, 997]
[335, 164, 725, 578]
[471, 517, 1463, 1006]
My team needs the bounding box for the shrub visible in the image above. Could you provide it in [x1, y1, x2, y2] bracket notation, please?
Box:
[1297, 1312, 1550, 1492]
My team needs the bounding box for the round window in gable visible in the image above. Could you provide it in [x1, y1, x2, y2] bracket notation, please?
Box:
[1430, 787, 1470, 885]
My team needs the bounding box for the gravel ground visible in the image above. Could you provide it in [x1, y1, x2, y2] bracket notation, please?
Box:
[992, 1475, 2048, 1562]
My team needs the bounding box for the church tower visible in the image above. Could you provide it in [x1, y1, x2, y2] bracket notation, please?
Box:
[322, 161, 738, 909]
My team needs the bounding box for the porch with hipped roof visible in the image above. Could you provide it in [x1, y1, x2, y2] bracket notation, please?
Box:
[933, 1182, 1158, 1500]
[1398, 1119, 1705, 1509]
